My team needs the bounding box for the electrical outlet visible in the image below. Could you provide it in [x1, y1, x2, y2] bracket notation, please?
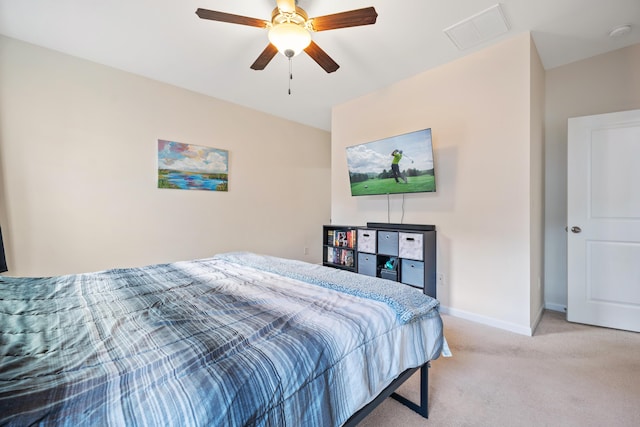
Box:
[438, 273, 445, 286]
[303, 247, 309, 255]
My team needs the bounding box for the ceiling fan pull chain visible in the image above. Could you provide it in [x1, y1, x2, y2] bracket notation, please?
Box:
[288, 57, 293, 95]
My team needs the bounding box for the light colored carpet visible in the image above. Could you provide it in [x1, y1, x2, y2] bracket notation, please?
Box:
[358, 310, 640, 427]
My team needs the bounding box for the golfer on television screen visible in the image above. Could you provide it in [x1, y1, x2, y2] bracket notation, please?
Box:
[391, 149, 408, 183]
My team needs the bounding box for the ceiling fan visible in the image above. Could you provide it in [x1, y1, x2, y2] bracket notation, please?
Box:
[195, 0, 378, 73]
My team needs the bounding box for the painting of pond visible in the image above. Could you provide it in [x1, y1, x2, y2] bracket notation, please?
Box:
[157, 140, 228, 192]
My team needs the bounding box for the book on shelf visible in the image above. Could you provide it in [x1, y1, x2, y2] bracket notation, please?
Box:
[343, 250, 354, 267]
[325, 246, 355, 267]
[328, 229, 356, 248]
[327, 230, 334, 245]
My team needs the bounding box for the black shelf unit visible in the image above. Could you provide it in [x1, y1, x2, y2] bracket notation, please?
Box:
[323, 223, 436, 299]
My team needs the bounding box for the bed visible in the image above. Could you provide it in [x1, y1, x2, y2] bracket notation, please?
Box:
[0, 252, 446, 426]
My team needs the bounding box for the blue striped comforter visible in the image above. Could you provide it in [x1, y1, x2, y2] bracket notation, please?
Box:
[0, 253, 444, 426]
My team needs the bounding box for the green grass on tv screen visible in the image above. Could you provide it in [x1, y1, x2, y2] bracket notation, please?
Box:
[350, 174, 435, 196]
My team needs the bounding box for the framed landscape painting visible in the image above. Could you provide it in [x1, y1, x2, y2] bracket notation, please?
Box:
[157, 140, 228, 191]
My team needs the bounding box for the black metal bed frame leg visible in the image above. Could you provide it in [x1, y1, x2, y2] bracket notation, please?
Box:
[390, 362, 430, 418]
[342, 361, 430, 426]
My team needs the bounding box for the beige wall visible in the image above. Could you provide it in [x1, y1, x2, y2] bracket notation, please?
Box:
[529, 36, 546, 326]
[332, 33, 544, 334]
[544, 43, 640, 311]
[0, 36, 331, 276]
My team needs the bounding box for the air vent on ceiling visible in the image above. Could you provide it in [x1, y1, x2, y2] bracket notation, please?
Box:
[443, 3, 510, 51]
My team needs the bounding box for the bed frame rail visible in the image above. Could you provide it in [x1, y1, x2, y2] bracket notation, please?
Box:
[343, 362, 430, 426]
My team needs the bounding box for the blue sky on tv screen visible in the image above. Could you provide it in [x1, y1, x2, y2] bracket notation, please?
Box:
[345, 129, 433, 174]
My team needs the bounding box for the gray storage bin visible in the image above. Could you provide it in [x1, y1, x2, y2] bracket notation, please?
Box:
[401, 259, 424, 288]
[377, 231, 399, 256]
[358, 253, 377, 277]
[399, 232, 423, 261]
[357, 229, 376, 254]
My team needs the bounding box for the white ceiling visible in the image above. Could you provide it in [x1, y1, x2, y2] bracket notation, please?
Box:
[1, 0, 638, 131]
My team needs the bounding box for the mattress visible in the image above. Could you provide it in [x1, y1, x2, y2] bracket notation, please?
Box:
[0, 252, 444, 426]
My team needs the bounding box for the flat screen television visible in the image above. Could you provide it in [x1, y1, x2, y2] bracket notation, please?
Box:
[345, 128, 435, 196]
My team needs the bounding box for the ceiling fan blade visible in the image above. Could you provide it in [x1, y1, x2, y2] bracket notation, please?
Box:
[250, 44, 279, 70]
[304, 41, 339, 73]
[309, 7, 378, 32]
[276, 0, 296, 13]
[195, 8, 268, 28]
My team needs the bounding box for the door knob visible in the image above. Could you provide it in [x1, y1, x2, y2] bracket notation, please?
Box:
[571, 226, 582, 233]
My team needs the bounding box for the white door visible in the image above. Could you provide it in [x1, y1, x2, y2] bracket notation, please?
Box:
[567, 109, 640, 333]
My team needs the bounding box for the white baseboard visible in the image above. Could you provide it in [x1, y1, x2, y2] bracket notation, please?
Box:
[439, 305, 534, 336]
[531, 304, 545, 333]
[544, 302, 566, 313]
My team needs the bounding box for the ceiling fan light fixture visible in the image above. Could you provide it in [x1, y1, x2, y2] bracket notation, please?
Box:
[268, 22, 311, 58]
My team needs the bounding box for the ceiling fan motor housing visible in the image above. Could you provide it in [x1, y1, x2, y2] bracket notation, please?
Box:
[271, 7, 308, 27]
